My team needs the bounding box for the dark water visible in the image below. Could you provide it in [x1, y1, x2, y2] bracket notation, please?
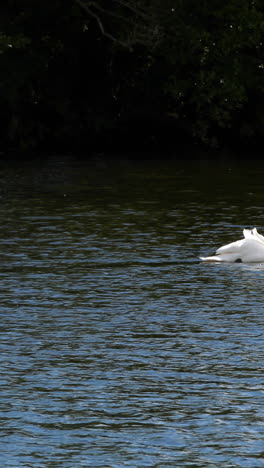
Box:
[1, 156, 264, 467]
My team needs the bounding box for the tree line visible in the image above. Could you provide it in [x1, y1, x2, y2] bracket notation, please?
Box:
[1, 0, 264, 155]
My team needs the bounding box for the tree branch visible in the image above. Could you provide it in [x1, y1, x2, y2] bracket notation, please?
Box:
[114, 0, 151, 20]
[87, 1, 132, 24]
[75, 0, 133, 50]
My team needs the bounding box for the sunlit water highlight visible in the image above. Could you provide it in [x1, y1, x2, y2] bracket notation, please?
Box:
[1, 156, 264, 467]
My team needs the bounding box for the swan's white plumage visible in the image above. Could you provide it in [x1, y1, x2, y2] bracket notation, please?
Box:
[200, 228, 264, 263]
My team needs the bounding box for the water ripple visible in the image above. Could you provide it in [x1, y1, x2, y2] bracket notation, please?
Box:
[1, 158, 264, 467]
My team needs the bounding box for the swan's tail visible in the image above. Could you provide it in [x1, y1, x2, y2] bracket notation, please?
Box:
[200, 255, 222, 262]
[200, 252, 242, 262]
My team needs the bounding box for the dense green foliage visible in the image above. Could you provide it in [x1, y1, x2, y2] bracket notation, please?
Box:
[1, 0, 264, 154]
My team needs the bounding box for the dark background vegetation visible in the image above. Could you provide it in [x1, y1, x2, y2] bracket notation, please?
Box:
[1, 0, 264, 157]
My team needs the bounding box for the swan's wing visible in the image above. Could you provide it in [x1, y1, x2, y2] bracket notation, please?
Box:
[243, 227, 264, 244]
[216, 238, 264, 262]
[243, 229, 253, 239]
[216, 238, 245, 254]
[218, 229, 264, 254]
[252, 228, 264, 244]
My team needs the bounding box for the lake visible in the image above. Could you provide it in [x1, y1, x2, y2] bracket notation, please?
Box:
[1, 155, 264, 467]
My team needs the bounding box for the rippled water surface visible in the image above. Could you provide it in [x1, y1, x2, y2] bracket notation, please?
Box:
[1, 156, 264, 467]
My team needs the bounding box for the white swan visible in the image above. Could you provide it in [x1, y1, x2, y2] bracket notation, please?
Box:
[200, 228, 264, 262]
